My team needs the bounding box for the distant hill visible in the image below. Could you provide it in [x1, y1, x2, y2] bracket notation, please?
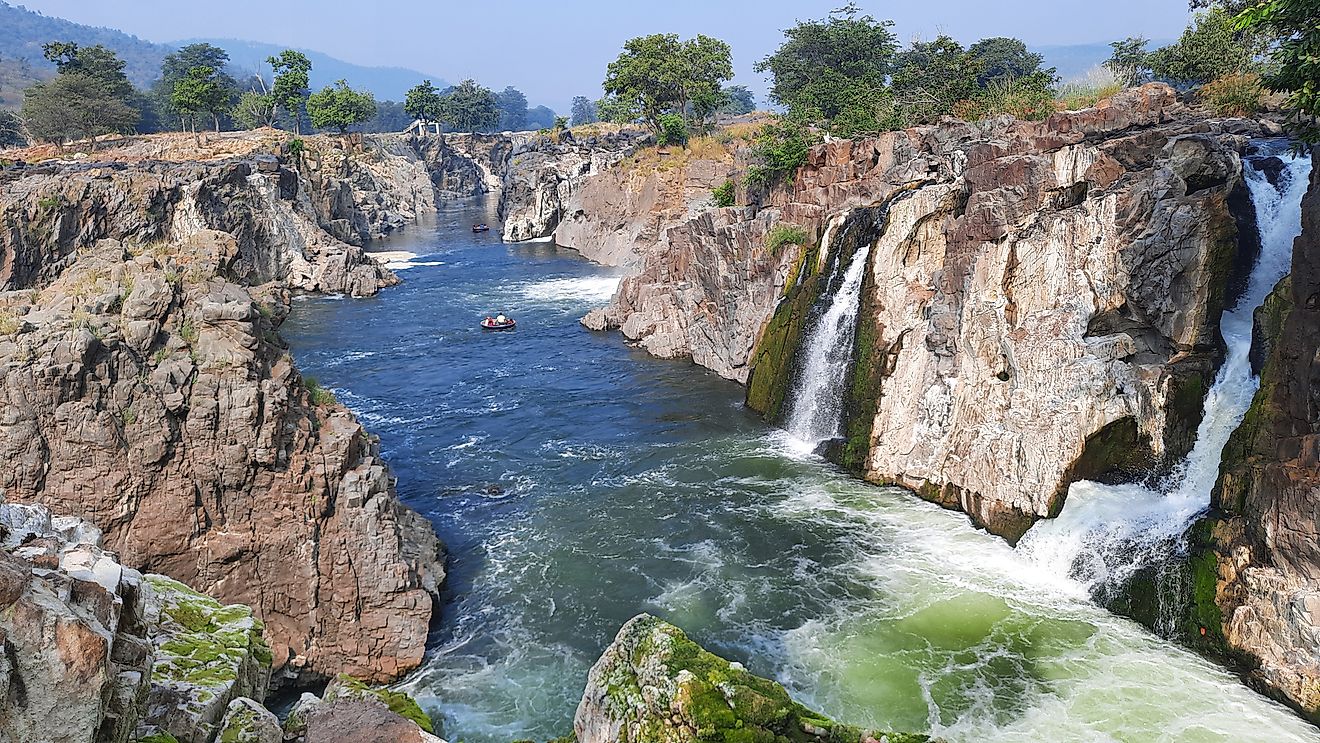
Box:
[180, 38, 449, 102]
[0, 1, 171, 86]
[0, 3, 449, 103]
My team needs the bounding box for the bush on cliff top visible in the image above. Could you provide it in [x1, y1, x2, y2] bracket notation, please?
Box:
[711, 179, 736, 208]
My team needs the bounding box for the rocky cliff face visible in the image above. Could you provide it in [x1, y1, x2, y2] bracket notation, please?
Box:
[557, 149, 734, 267]
[574, 614, 928, 743]
[0, 211, 443, 689]
[592, 85, 1266, 542]
[491, 129, 650, 244]
[1210, 165, 1320, 718]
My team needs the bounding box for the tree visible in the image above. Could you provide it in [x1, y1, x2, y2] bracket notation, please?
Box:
[0, 108, 24, 148]
[307, 80, 377, 134]
[603, 33, 733, 131]
[22, 74, 138, 146]
[405, 80, 444, 126]
[496, 86, 528, 131]
[171, 66, 230, 135]
[232, 91, 276, 130]
[755, 4, 899, 120]
[719, 85, 756, 116]
[1106, 37, 1153, 87]
[267, 50, 312, 134]
[1234, 0, 1320, 146]
[154, 43, 237, 130]
[1147, 8, 1265, 85]
[21, 42, 138, 146]
[526, 105, 557, 130]
[890, 35, 983, 127]
[967, 37, 1055, 87]
[596, 94, 637, 124]
[570, 96, 597, 126]
[439, 79, 499, 132]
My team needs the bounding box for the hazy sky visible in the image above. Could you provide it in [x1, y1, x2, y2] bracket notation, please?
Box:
[18, 0, 1194, 110]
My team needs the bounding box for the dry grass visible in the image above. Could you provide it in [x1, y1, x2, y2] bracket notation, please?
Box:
[1199, 73, 1266, 117]
[1055, 66, 1125, 112]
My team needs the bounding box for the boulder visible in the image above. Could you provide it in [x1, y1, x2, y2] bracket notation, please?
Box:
[575, 614, 930, 743]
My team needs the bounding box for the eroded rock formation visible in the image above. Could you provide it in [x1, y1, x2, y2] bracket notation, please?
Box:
[1210, 165, 1320, 719]
[593, 85, 1269, 541]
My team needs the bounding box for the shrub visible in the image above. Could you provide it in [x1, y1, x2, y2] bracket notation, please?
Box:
[711, 179, 736, 208]
[286, 138, 305, 158]
[304, 376, 336, 406]
[746, 112, 818, 188]
[954, 73, 1056, 122]
[1199, 72, 1266, 117]
[1055, 66, 1124, 111]
[765, 224, 809, 253]
[657, 113, 688, 146]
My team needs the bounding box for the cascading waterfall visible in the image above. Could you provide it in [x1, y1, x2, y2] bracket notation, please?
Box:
[1018, 149, 1313, 603]
[783, 241, 873, 449]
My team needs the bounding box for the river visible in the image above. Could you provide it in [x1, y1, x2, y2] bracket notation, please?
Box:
[281, 197, 1320, 742]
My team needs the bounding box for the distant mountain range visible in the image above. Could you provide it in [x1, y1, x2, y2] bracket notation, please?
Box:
[176, 39, 448, 101]
[0, 2, 448, 102]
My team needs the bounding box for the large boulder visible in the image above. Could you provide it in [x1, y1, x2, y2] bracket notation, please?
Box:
[575, 615, 930, 743]
[284, 675, 443, 743]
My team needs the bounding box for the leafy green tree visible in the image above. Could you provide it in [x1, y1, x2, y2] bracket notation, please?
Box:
[307, 79, 377, 134]
[570, 96, 597, 126]
[1106, 37, 1153, 86]
[21, 42, 138, 146]
[496, 86, 528, 131]
[404, 80, 444, 127]
[171, 66, 231, 135]
[746, 108, 819, 187]
[153, 43, 237, 129]
[596, 94, 637, 124]
[1147, 8, 1265, 85]
[439, 79, 499, 132]
[719, 85, 756, 116]
[890, 35, 983, 127]
[267, 50, 312, 134]
[603, 33, 733, 131]
[755, 4, 899, 120]
[1234, 0, 1320, 145]
[232, 91, 276, 130]
[967, 37, 1055, 87]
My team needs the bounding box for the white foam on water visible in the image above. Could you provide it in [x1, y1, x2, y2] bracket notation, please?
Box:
[1017, 152, 1312, 592]
[517, 276, 621, 303]
[387, 260, 447, 270]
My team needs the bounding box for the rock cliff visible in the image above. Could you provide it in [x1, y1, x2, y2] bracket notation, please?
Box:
[592, 85, 1267, 541]
[574, 614, 929, 743]
[0, 197, 443, 687]
[1210, 165, 1320, 719]
[557, 147, 735, 267]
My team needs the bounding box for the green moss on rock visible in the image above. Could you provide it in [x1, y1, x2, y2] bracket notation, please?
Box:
[587, 615, 929, 743]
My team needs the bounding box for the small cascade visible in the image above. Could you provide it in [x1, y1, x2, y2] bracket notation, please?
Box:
[1018, 149, 1313, 604]
[783, 242, 873, 448]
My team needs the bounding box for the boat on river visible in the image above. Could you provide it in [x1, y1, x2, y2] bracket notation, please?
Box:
[481, 315, 516, 330]
[472, 223, 491, 233]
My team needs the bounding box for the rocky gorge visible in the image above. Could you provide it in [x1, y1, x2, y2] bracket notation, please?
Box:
[2, 79, 1320, 740]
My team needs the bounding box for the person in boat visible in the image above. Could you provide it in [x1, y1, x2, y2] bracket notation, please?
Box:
[495, 314, 508, 324]
[484, 315, 494, 325]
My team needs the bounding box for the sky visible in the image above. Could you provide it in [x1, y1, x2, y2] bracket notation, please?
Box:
[17, 0, 1195, 111]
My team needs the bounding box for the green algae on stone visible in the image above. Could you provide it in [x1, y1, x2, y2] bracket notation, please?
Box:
[583, 614, 930, 743]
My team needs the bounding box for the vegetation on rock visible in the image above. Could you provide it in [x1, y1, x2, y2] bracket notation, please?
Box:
[603, 33, 734, 132]
[308, 79, 378, 134]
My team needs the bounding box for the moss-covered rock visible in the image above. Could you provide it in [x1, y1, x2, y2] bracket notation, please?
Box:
[136, 575, 273, 743]
[324, 674, 436, 734]
[575, 614, 931, 743]
[745, 238, 825, 420]
[215, 697, 282, 743]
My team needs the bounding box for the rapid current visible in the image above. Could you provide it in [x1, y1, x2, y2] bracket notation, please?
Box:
[282, 174, 1319, 742]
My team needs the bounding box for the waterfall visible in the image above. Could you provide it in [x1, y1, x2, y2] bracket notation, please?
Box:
[1017, 149, 1313, 599]
[783, 243, 873, 448]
